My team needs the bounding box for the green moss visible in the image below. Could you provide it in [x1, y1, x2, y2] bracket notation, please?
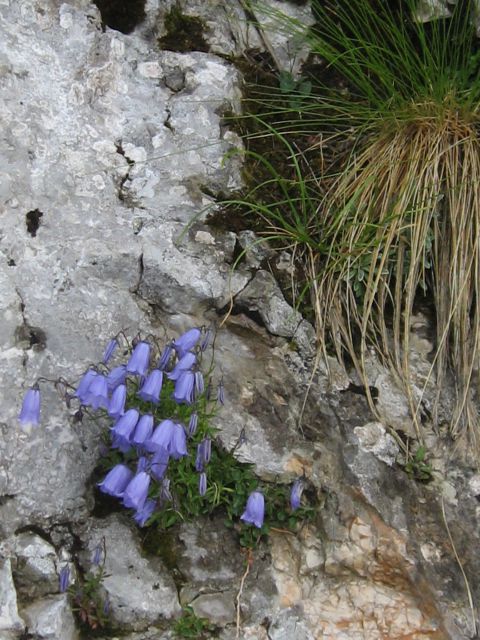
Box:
[159, 5, 209, 53]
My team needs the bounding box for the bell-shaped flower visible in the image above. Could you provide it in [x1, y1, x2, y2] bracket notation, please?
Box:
[84, 374, 109, 411]
[18, 387, 41, 434]
[131, 414, 154, 449]
[59, 565, 70, 593]
[188, 412, 198, 436]
[200, 327, 212, 352]
[151, 447, 169, 481]
[108, 383, 126, 419]
[102, 338, 118, 365]
[290, 479, 305, 511]
[217, 380, 225, 405]
[240, 491, 265, 528]
[134, 498, 156, 527]
[126, 341, 151, 376]
[195, 371, 204, 395]
[167, 352, 196, 381]
[92, 545, 103, 567]
[98, 464, 133, 497]
[172, 371, 195, 405]
[111, 409, 139, 453]
[145, 420, 187, 459]
[173, 328, 201, 357]
[123, 471, 150, 511]
[199, 472, 207, 497]
[74, 369, 97, 404]
[106, 365, 127, 392]
[170, 422, 188, 459]
[138, 369, 163, 403]
[158, 343, 173, 371]
[145, 419, 175, 453]
[195, 438, 211, 471]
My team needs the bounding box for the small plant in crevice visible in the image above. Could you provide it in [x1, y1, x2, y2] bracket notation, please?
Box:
[174, 606, 216, 639]
[59, 542, 111, 633]
[403, 445, 434, 483]
[18, 327, 313, 548]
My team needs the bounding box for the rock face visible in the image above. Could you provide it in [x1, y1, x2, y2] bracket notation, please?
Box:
[0, 1, 479, 639]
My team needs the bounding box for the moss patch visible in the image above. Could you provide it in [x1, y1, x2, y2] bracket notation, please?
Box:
[159, 5, 209, 53]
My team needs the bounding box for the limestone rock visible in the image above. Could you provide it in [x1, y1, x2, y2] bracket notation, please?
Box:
[22, 594, 78, 640]
[83, 515, 180, 630]
[0, 558, 24, 636]
[13, 532, 59, 599]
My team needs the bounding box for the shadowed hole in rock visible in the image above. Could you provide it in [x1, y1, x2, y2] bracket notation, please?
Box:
[93, 0, 146, 34]
[25, 209, 43, 237]
[14, 324, 47, 350]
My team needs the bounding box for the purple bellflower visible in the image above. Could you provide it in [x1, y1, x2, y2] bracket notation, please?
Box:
[84, 374, 109, 411]
[290, 479, 305, 511]
[111, 409, 139, 453]
[199, 472, 207, 497]
[74, 369, 97, 404]
[240, 491, 265, 528]
[195, 371, 204, 394]
[173, 327, 201, 357]
[134, 498, 156, 527]
[138, 369, 163, 403]
[158, 343, 174, 371]
[200, 327, 212, 352]
[126, 341, 151, 376]
[195, 438, 211, 472]
[108, 383, 126, 419]
[131, 414, 154, 449]
[167, 352, 196, 381]
[106, 365, 127, 392]
[92, 544, 103, 566]
[102, 338, 118, 365]
[123, 471, 150, 511]
[59, 565, 70, 593]
[18, 387, 41, 434]
[136, 456, 149, 473]
[188, 412, 198, 436]
[151, 447, 169, 481]
[98, 464, 133, 498]
[145, 420, 187, 459]
[172, 371, 195, 404]
[217, 380, 225, 405]
[145, 419, 175, 453]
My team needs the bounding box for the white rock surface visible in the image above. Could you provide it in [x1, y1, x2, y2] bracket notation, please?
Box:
[84, 515, 181, 630]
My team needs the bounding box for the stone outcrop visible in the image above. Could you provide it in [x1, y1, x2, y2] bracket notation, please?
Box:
[0, 1, 479, 639]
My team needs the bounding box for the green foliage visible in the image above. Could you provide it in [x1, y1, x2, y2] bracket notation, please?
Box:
[96, 341, 315, 547]
[404, 445, 433, 482]
[174, 606, 216, 639]
[226, 0, 480, 445]
[70, 558, 110, 632]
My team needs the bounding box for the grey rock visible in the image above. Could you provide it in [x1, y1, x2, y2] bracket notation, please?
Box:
[237, 230, 274, 269]
[83, 515, 180, 630]
[268, 608, 314, 640]
[234, 270, 315, 355]
[353, 422, 399, 467]
[0, 558, 24, 635]
[22, 594, 78, 640]
[190, 592, 236, 625]
[13, 532, 59, 599]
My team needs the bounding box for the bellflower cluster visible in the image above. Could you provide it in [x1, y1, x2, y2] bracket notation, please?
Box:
[18, 325, 309, 537]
